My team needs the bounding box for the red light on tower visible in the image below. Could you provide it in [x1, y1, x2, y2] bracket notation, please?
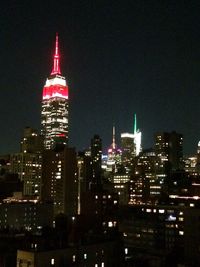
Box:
[42, 34, 69, 100]
[51, 33, 61, 75]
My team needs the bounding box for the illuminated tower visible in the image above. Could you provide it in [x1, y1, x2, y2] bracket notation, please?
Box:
[41, 34, 69, 150]
[107, 126, 122, 173]
[133, 114, 142, 156]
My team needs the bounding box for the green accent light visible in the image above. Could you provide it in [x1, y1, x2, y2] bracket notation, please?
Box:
[134, 113, 137, 134]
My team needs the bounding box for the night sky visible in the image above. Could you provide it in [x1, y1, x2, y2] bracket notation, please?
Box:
[1, 1, 200, 155]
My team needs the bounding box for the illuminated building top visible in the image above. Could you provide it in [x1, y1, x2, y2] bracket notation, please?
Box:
[121, 133, 135, 139]
[41, 34, 69, 150]
[133, 114, 142, 156]
[107, 126, 122, 172]
[134, 113, 137, 134]
[42, 34, 68, 100]
[108, 126, 122, 154]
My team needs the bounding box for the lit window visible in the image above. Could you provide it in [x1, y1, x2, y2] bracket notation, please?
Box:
[158, 209, 165, 214]
[101, 263, 105, 267]
[51, 258, 55, 265]
[179, 231, 184, 235]
[125, 248, 128, 255]
[84, 253, 87, 259]
[108, 221, 113, 227]
[72, 255, 76, 262]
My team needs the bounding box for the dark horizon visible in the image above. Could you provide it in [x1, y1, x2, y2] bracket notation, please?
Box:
[1, 1, 200, 155]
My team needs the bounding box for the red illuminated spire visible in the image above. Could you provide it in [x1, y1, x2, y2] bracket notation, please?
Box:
[51, 33, 61, 75]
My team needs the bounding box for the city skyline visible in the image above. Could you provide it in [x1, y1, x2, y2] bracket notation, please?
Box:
[1, 2, 200, 154]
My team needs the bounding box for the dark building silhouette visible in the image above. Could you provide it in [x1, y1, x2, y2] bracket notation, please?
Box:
[41, 147, 77, 216]
[129, 149, 157, 205]
[20, 127, 43, 154]
[91, 134, 102, 188]
[155, 131, 183, 174]
[10, 127, 43, 196]
[0, 174, 22, 201]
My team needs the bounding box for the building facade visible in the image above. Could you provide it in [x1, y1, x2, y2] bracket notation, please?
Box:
[41, 147, 77, 216]
[10, 127, 43, 197]
[91, 135, 102, 188]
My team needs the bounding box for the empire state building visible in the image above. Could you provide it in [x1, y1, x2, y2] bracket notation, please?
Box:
[41, 34, 69, 150]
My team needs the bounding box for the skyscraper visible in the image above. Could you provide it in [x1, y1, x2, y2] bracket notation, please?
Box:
[10, 127, 43, 196]
[120, 114, 142, 172]
[121, 133, 135, 169]
[41, 34, 69, 150]
[41, 147, 78, 215]
[155, 131, 183, 174]
[107, 126, 122, 173]
[133, 114, 142, 156]
[91, 134, 102, 187]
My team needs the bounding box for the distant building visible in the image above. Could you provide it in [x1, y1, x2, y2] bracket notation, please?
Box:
[121, 133, 135, 172]
[119, 204, 185, 266]
[81, 190, 118, 220]
[77, 151, 92, 192]
[184, 155, 197, 175]
[17, 239, 124, 267]
[0, 193, 53, 231]
[155, 131, 183, 174]
[120, 114, 142, 173]
[41, 34, 69, 150]
[41, 147, 77, 216]
[90, 135, 102, 188]
[10, 127, 42, 197]
[20, 127, 43, 154]
[132, 114, 142, 156]
[129, 149, 157, 205]
[112, 173, 130, 205]
[107, 126, 122, 173]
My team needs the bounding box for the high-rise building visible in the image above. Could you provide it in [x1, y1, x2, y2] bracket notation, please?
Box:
[10, 127, 42, 196]
[133, 114, 142, 156]
[41, 147, 77, 215]
[91, 134, 102, 187]
[121, 133, 135, 171]
[129, 149, 157, 205]
[121, 114, 142, 166]
[107, 126, 122, 173]
[20, 127, 43, 153]
[155, 131, 183, 174]
[41, 34, 69, 150]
